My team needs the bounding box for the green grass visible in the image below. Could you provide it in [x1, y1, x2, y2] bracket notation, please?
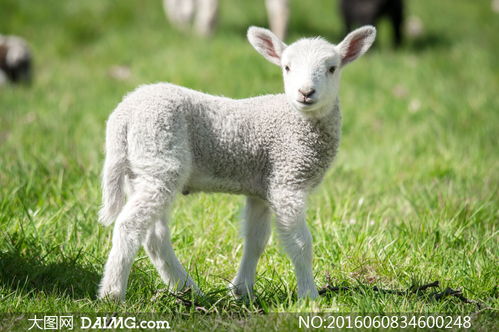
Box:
[1, 0, 498, 330]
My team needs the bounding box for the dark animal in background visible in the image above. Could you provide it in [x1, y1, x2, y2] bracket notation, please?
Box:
[340, 0, 404, 47]
[0, 35, 32, 85]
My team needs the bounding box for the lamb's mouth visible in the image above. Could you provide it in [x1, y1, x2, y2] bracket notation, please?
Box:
[297, 99, 315, 105]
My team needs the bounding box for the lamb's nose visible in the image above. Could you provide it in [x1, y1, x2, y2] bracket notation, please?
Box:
[298, 88, 315, 98]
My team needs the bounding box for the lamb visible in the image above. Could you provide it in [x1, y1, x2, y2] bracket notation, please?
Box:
[98, 25, 376, 301]
[340, 0, 404, 47]
[0, 34, 32, 85]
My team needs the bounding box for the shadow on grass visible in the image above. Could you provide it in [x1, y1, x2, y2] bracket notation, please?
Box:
[405, 32, 452, 53]
[0, 234, 100, 300]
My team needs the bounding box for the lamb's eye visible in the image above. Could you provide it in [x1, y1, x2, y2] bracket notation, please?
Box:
[284, 65, 290, 72]
[329, 66, 336, 74]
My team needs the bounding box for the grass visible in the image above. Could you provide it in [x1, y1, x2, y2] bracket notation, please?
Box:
[0, 0, 498, 330]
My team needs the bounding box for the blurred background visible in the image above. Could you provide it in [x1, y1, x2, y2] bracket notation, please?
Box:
[1, 0, 497, 153]
[0, 0, 498, 320]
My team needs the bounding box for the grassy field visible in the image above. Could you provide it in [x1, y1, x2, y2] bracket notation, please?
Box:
[1, 0, 498, 330]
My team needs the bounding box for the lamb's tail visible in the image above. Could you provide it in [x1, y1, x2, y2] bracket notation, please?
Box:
[98, 111, 128, 226]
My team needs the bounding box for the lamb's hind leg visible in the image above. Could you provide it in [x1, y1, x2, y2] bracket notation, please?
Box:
[144, 218, 201, 294]
[230, 197, 271, 298]
[98, 175, 176, 301]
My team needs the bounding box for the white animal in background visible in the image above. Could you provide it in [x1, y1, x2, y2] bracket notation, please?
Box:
[163, 0, 289, 39]
[98, 25, 376, 301]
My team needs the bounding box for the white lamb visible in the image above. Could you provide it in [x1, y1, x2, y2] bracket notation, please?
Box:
[98, 25, 376, 300]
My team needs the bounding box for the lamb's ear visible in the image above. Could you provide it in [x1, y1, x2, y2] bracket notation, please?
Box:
[247, 26, 287, 66]
[338, 26, 376, 66]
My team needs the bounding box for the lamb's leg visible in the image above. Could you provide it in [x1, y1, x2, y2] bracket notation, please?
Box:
[271, 190, 318, 299]
[144, 218, 201, 294]
[163, 0, 195, 30]
[194, 0, 219, 37]
[230, 197, 271, 298]
[98, 177, 176, 301]
[265, 0, 289, 40]
[388, 0, 404, 47]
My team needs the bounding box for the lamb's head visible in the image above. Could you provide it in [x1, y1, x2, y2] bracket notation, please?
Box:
[248, 26, 376, 116]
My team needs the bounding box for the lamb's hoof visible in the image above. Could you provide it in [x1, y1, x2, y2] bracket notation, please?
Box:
[297, 287, 319, 300]
[228, 281, 254, 300]
[187, 286, 205, 298]
[97, 290, 124, 302]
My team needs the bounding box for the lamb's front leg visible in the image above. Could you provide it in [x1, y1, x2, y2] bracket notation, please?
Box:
[271, 189, 319, 299]
[230, 197, 271, 298]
